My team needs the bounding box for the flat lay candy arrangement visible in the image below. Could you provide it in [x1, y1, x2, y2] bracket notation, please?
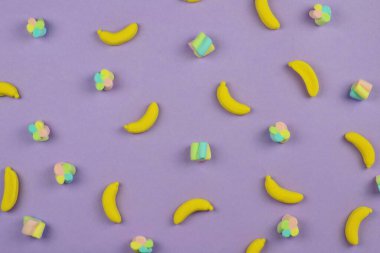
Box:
[0, 0, 380, 252]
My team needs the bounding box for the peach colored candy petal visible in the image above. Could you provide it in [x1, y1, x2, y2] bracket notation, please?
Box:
[28, 18, 36, 25]
[289, 219, 297, 228]
[134, 236, 147, 244]
[44, 126, 50, 135]
[54, 164, 64, 175]
[358, 80, 372, 92]
[38, 128, 49, 138]
[309, 10, 322, 19]
[275, 122, 287, 131]
[103, 78, 113, 86]
[282, 214, 292, 221]
[22, 220, 38, 235]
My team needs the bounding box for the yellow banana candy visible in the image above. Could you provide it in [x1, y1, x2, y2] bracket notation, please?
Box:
[97, 23, 139, 46]
[288, 60, 319, 97]
[1, 167, 20, 212]
[254, 0, 280, 30]
[0, 82, 20, 99]
[173, 198, 214, 225]
[216, 81, 251, 115]
[124, 102, 159, 134]
[101, 182, 122, 223]
[246, 238, 266, 253]
[264, 175, 304, 204]
[345, 132, 375, 169]
[345, 206, 372, 246]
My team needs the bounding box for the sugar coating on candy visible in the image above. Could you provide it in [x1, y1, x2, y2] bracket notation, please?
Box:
[28, 120, 50, 142]
[188, 32, 215, 58]
[54, 162, 76, 185]
[130, 236, 154, 253]
[277, 214, 299, 238]
[349, 80, 372, 101]
[309, 4, 331, 26]
[190, 142, 211, 161]
[269, 122, 290, 144]
[94, 69, 114, 91]
[22, 216, 46, 239]
[26, 18, 47, 38]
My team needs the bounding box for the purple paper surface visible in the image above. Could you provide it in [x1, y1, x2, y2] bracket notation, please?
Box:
[1, 0, 380, 252]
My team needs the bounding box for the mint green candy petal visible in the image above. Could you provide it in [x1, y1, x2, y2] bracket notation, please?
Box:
[96, 83, 105, 91]
[269, 126, 278, 134]
[145, 239, 154, 248]
[35, 19, 45, 29]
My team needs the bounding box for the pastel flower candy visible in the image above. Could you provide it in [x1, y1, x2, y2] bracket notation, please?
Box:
[26, 18, 47, 38]
[22, 216, 46, 239]
[277, 214, 299, 238]
[130, 236, 154, 253]
[188, 32, 215, 58]
[190, 142, 211, 161]
[349, 80, 373, 101]
[309, 4, 331, 26]
[94, 69, 114, 91]
[269, 122, 290, 143]
[54, 162, 76, 185]
[376, 175, 380, 192]
[28, 120, 50, 142]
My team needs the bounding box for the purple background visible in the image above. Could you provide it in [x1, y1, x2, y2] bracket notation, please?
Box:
[1, 0, 380, 252]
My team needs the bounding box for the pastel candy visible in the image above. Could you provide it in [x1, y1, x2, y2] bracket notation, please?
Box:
[188, 32, 215, 58]
[269, 122, 290, 144]
[349, 80, 373, 101]
[322, 5, 331, 16]
[56, 175, 65, 184]
[376, 175, 380, 192]
[28, 18, 36, 26]
[54, 162, 76, 185]
[28, 120, 50, 142]
[26, 18, 47, 38]
[22, 219, 38, 235]
[291, 228, 300, 237]
[309, 4, 331, 26]
[130, 236, 154, 253]
[28, 124, 37, 133]
[94, 69, 114, 91]
[96, 83, 105, 91]
[54, 164, 64, 175]
[314, 3, 322, 11]
[309, 10, 322, 19]
[282, 230, 291, 238]
[22, 216, 46, 239]
[190, 142, 211, 161]
[144, 239, 154, 248]
[35, 120, 44, 129]
[277, 214, 299, 238]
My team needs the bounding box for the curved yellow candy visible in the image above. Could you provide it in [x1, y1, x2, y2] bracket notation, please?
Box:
[124, 102, 159, 134]
[0, 82, 20, 99]
[216, 81, 251, 115]
[184, 0, 201, 2]
[254, 0, 280, 30]
[345, 206, 372, 246]
[345, 132, 375, 169]
[246, 238, 266, 253]
[173, 198, 214, 225]
[102, 182, 122, 223]
[97, 23, 138, 46]
[1, 167, 19, 212]
[288, 60, 319, 97]
[264, 175, 304, 204]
